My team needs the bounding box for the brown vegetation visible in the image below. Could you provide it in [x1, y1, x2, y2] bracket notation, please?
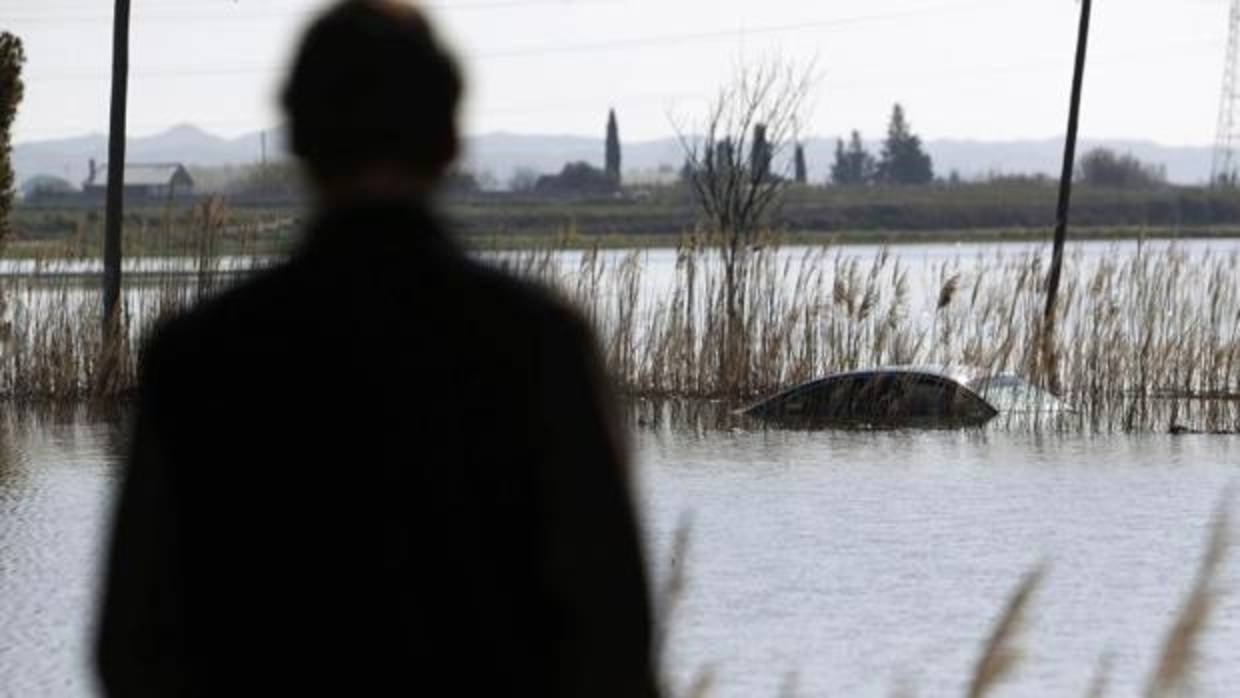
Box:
[2, 214, 1240, 434]
[0, 197, 268, 402]
[495, 235, 1240, 433]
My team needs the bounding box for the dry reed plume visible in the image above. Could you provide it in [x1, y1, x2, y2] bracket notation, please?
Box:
[1144, 494, 1232, 698]
[966, 565, 1045, 698]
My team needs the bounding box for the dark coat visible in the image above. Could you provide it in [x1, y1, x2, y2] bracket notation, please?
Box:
[97, 201, 658, 697]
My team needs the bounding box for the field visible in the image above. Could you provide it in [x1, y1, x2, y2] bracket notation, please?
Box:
[9, 200, 300, 257]
[14, 178, 1240, 256]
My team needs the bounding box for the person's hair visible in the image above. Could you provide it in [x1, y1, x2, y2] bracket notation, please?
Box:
[281, 0, 463, 181]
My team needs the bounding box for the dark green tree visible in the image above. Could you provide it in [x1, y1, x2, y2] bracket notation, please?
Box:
[605, 108, 621, 184]
[0, 32, 25, 245]
[793, 143, 807, 184]
[535, 161, 616, 195]
[830, 130, 874, 185]
[1076, 148, 1165, 189]
[876, 103, 933, 185]
[441, 168, 481, 195]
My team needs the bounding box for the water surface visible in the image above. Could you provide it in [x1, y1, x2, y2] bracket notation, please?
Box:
[1, 413, 1238, 696]
[638, 427, 1240, 697]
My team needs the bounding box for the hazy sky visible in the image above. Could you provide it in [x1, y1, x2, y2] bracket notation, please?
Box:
[2, 0, 1234, 145]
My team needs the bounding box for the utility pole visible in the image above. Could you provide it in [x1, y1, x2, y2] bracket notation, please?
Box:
[1042, 0, 1092, 393]
[102, 0, 130, 340]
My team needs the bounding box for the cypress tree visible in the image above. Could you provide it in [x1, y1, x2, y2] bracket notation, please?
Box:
[605, 108, 621, 185]
[0, 32, 25, 245]
[750, 123, 771, 182]
[793, 143, 807, 184]
[830, 139, 848, 184]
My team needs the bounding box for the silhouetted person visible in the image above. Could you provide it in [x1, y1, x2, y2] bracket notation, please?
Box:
[96, 2, 658, 695]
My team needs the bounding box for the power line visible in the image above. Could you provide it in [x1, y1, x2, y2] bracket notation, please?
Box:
[475, 37, 1226, 117]
[16, 33, 1223, 139]
[24, 0, 613, 8]
[24, 0, 1004, 80]
[4, 0, 623, 23]
[476, 1, 995, 58]
[24, 28, 1223, 83]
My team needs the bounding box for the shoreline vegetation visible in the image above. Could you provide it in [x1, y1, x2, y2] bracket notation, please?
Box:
[2, 197, 1240, 433]
[0, 216, 1237, 434]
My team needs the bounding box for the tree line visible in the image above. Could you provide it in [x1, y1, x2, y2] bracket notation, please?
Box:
[831, 103, 934, 186]
[525, 102, 1170, 194]
[486, 102, 940, 194]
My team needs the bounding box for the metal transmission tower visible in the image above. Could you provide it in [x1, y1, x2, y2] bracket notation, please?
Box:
[1212, 0, 1240, 186]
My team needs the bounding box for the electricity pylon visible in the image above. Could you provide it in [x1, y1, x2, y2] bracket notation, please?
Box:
[1212, 0, 1240, 186]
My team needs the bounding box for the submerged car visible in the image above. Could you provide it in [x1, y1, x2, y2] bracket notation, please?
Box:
[740, 366, 1069, 429]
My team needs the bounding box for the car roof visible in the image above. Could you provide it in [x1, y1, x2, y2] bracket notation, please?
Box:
[746, 365, 986, 407]
[820, 364, 985, 386]
[737, 365, 1001, 417]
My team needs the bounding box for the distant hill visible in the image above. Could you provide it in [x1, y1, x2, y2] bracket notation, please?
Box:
[12, 124, 1216, 190]
[12, 124, 282, 190]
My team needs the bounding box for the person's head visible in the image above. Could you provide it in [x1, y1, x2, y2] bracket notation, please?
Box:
[282, 0, 462, 202]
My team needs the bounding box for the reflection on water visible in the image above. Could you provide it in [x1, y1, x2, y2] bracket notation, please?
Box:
[0, 410, 123, 698]
[1, 408, 1238, 697]
[636, 426, 1240, 697]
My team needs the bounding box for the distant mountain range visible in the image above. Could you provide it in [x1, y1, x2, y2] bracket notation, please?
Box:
[12, 123, 1218, 189]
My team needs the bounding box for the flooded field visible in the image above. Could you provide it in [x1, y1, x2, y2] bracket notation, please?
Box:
[1, 410, 1237, 697]
[2, 238, 1240, 696]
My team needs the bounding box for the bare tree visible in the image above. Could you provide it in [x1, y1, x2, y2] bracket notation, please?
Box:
[673, 59, 815, 393]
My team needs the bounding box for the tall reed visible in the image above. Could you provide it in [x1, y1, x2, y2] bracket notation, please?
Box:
[4, 223, 1240, 433]
[0, 197, 268, 402]
[501, 238, 1240, 433]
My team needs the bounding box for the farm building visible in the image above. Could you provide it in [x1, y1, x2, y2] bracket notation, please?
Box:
[82, 160, 195, 199]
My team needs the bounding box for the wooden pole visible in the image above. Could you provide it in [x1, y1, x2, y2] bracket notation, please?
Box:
[103, 0, 130, 340]
[1042, 0, 1092, 390]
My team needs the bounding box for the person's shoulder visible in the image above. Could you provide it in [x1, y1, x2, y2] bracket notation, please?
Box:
[137, 264, 296, 382]
[455, 257, 593, 344]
